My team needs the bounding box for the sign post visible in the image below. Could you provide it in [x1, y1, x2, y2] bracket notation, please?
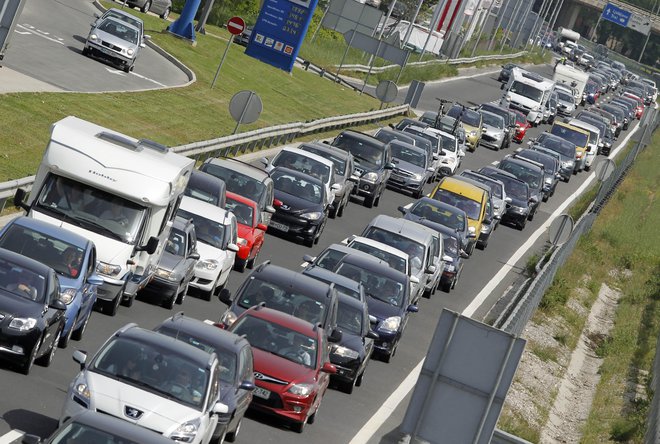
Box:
[211, 16, 245, 89]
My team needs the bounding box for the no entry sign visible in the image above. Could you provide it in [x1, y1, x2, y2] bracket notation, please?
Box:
[227, 16, 246, 35]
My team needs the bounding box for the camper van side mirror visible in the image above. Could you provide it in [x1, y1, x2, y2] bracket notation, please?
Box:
[13, 188, 29, 212]
[138, 236, 159, 254]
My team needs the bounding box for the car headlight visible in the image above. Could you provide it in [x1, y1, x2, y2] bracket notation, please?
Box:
[221, 310, 237, 328]
[170, 417, 200, 443]
[60, 288, 77, 305]
[362, 172, 378, 182]
[544, 177, 553, 185]
[510, 205, 526, 214]
[97, 261, 121, 277]
[196, 259, 219, 270]
[562, 161, 573, 168]
[237, 237, 248, 246]
[468, 226, 476, 234]
[9, 317, 37, 331]
[470, 130, 477, 136]
[287, 383, 314, 396]
[74, 378, 91, 404]
[155, 267, 179, 281]
[379, 316, 401, 333]
[89, 34, 98, 41]
[301, 211, 323, 221]
[411, 173, 423, 181]
[126, 48, 134, 56]
[332, 345, 359, 359]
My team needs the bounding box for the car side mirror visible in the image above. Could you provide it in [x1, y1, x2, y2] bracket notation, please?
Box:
[51, 299, 67, 311]
[460, 250, 469, 259]
[302, 254, 315, 264]
[137, 236, 159, 254]
[385, 162, 395, 170]
[265, 205, 276, 214]
[442, 254, 453, 263]
[20, 434, 41, 444]
[189, 252, 201, 260]
[369, 315, 378, 324]
[407, 304, 419, 313]
[425, 265, 436, 274]
[329, 328, 342, 343]
[427, 167, 435, 172]
[239, 381, 256, 391]
[482, 127, 487, 132]
[260, 157, 269, 168]
[348, 174, 360, 183]
[213, 402, 229, 414]
[397, 205, 408, 215]
[218, 288, 232, 305]
[256, 223, 268, 231]
[432, 154, 439, 160]
[366, 330, 379, 340]
[500, 83, 505, 90]
[484, 217, 492, 225]
[143, 34, 151, 40]
[321, 362, 337, 374]
[139, 43, 146, 48]
[467, 232, 477, 239]
[227, 243, 239, 253]
[529, 196, 539, 204]
[73, 350, 87, 370]
[505, 196, 512, 203]
[13, 188, 29, 212]
[410, 275, 420, 284]
[87, 274, 104, 286]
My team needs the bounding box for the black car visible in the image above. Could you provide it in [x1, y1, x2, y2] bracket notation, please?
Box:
[0, 248, 66, 374]
[498, 63, 519, 82]
[387, 140, 434, 198]
[184, 169, 227, 208]
[514, 150, 560, 201]
[477, 103, 516, 148]
[531, 132, 578, 181]
[576, 114, 614, 155]
[302, 265, 366, 302]
[144, 216, 200, 309]
[154, 313, 256, 442]
[331, 130, 394, 208]
[497, 155, 544, 219]
[268, 166, 329, 247]
[478, 167, 533, 230]
[601, 103, 629, 130]
[414, 221, 466, 293]
[25, 410, 174, 444]
[218, 261, 341, 343]
[304, 247, 418, 363]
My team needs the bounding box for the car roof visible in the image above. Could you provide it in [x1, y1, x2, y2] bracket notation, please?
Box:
[365, 214, 436, 243]
[568, 118, 600, 134]
[336, 130, 385, 146]
[62, 410, 173, 443]
[517, 149, 557, 166]
[531, 145, 562, 159]
[454, 175, 492, 194]
[277, 146, 335, 169]
[302, 266, 363, 294]
[155, 313, 249, 353]
[252, 262, 332, 298]
[189, 169, 226, 189]
[479, 166, 524, 182]
[271, 166, 324, 186]
[299, 141, 351, 160]
[172, 215, 194, 232]
[414, 196, 468, 216]
[6, 216, 92, 248]
[103, 8, 144, 26]
[480, 110, 505, 122]
[337, 291, 367, 312]
[179, 196, 234, 226]
[0, 246, 53, 275]
[500, 155, 544, 173]
[202, 157, 270, 181]
[460, 170, 505, 191]
[336, 251, 409, 282]
[348, 235, 409, 260]
[240, 305, 320, 337]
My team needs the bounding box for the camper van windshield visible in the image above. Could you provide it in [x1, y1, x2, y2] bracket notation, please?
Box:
[510, 81, 544, 102]
[36, 175, 144, 244]
[550, 125, 589, 148]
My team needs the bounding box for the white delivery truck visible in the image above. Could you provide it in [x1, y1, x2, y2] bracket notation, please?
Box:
[14, 116, 194, 315]
[555, 27, 580, 54]
[500, 68, 555, 127]
[553, 63, 590, 105]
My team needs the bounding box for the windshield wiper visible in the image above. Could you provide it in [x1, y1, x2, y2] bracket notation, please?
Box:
[74, 216, 125, 241]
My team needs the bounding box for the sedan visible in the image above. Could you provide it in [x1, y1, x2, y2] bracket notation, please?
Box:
[478, 167, 533, 230]
[479, 110, 507, 151]
[83, 16, 144, 73]
[226, 192, 267, 272]
[126, 0, 172, 18]
[0, 249, 67, 374]
[387, 140, 434, 198]
[0, 216, 102, 348]
[228, 306, 336, 433]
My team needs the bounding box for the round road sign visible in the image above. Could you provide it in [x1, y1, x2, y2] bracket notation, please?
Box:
[227, 17, 246, 36]
[229, 90, 263, 125]
[375, 80, 398, 103]
[594, 158, 616, 182]
[548, 214, 574, 247]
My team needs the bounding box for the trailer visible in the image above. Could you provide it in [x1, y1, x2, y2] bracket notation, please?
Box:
[555, 27, 580, 54]
[0, 0, 26, 62]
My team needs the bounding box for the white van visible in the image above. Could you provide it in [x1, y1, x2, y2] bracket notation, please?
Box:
[568, 118, 600, 170]
[553, 63, 590, 105]
[501, 68, 555, 127]
[14, 116, 194, 315]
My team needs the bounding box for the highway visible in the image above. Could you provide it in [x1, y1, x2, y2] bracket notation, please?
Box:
[0, 55, 637, 441]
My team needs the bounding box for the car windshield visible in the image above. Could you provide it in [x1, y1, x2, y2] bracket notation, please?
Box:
[430, 188, 481, 220]
[225, 198, 254, 227]
[550, 125, 589, 148]
[348, 240, 407, 274]
[447, 107, 481, 127]
[201, 164, 266, 206]
[337, 301, 363, 336]
[184, 183, 221, 206]
[374, 130, 412, 145]
[556, 90, 574, 102]
[36, 175, 145, 245]
[402, 127, 440, 151]
[156, 326, 237, 384]
[0, 259, 47, 302]
[104, 11, 142, 32]
[463, 174, 502, 199]
[272, 152, 331, 184]
[335, 263, 405, 307]
[332, 134, 384, 169]
[301, 146, 347, 176]
[236, 278, 327, 326]
[49, 422, 143, 444]
[513, 111, 527, 125]
[438, 134, 457, 152]
[390, 142, 427, 168]
[92, 337, 210, 410]
[363, 227, 425, 275]
[509, 81, 544, 102]
[522, 153, 554, 172]
[164, 228, 186, 257]
[499, 162, 542, 190]
[442, 235, 459, 256]
[99, 19, 138, 44]
[537, 134, 576, 157]
[177, 209, 227, 249]
[231, 315, 317, 369]
[494, 174, 528, 200]
[272, 170, 323, 204]
[0, 224, 85, 279]
[481, 112, 504, 128]
[409, 201, 466, 231]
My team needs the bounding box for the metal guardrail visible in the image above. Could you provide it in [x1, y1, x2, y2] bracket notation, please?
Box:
[0, 104, 410, 210]
[337, 51, 529, 74]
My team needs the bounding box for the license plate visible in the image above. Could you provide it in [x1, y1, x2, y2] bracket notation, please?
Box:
[254, 387, 271, 399]
[269, 221, 289, 232]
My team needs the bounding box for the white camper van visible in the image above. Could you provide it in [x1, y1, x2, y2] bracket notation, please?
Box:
[556, 27, 580, 53]
[500, 68, 555, 127]
[14, 116, 194, 315]
[553, 63, 590, 105]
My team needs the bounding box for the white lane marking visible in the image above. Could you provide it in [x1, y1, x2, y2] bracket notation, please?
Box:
[14, 30, 31, 35]
[130, 71, 168, 87]
[0, 430, 24, 444]
[350, 124, 641, 443]
[16, 24, 64, 45]
[105, 68, 127, 75]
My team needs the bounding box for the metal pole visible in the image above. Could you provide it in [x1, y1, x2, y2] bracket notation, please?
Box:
[419, 0, 448, 61]
[525, 0, 549, 51]
[470, 0, 496, 56]
[211, 38, 233, 89]
[232, 91, 254, 135]
[487, 0, 511, 51]
[403, 0, 425, 48]
[457, 0, 484, 56]
[512, 0, 533, 48]
[637, 0, 658, 63]
[378, 0, 398, 39]
[542, 0, 564, 57]
[499, 0, 523, 53]
[395, 51, 410, 84]
[589, 11, 603, 42]
[336, 6, 366, 79]
[361, 38, 383, 95]
[310, 1, 331, 43]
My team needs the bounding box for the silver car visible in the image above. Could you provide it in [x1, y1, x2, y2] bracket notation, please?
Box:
[479, 110, 506, 151]
[127, 0, 172, 19]
[83, 17, 144, 73]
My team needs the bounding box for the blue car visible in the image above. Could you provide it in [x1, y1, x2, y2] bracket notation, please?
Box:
[0, 217, 103, 348]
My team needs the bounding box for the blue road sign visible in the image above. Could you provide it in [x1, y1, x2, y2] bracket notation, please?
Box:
[245, 0, 319, 73]
[601, 2, 631, 27]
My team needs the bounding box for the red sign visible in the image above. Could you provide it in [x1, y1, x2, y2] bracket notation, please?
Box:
[227, 16, 246, 36]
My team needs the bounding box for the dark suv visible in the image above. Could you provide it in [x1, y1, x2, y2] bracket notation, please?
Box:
[331, 130, 394, 208]
[496, 156, 544, 220]
[218, 261, 341, 342]
[478, 167, 533, 230]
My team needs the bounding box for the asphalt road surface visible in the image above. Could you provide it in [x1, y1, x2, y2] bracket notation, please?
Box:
[2, 0, 189, 92]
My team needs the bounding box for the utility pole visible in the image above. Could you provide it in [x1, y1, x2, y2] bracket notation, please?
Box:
[471, 0, 496, 56]
[487, 0, 511, 51]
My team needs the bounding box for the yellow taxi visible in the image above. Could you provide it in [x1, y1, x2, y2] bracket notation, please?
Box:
[549, 121, 590, 173]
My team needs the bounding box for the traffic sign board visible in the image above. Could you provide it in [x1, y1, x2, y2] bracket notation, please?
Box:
[227, 16, 246, 36]
[601, 2, 631, 27]
[628, 13, 651, 35]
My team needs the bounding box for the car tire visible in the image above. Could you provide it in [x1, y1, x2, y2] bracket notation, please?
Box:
[82, 47, 90, 56]
[176, 282, 189, 305]
[160, 7, 170, 19]
[363, 194, 375, 208]
[374, 191, 382, 207]
[141, 0, 151, 13]
[163, 290, 176, 310]
[103, 293, 121, 316]
[247, 249, 259, 269]
[58, 322, 74, 349]
[337, 198, 347, 217]
[307, 402, 319, 424]
[20, 337, 41, 375]
[518, 218, 527, 230]
[355, 369, 365, 387]
[292, 420, 306, 433]
[441, 280, 452, 293]
[71, 312, 90, 341]
[36, 325, 61, 367]
[204, 278, 218, 301]
[413, 186, 424, 199]
[234, 257, 247, 273]
[225, 418, 241, 442]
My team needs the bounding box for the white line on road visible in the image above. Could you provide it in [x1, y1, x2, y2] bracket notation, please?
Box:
[350, 124, 640, 444]
[0, 430, 24, 444]
[16, 24, 64, 45]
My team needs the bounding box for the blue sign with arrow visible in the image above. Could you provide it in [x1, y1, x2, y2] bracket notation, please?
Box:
[601, 2, 631, 27]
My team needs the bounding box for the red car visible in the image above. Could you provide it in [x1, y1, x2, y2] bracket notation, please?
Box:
[226, 191, 267, 272]
[511, 109, 531, 143]
[228, 306, 336, 433]
[622, 92, 645, 119]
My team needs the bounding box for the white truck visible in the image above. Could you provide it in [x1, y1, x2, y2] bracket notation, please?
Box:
[14, 116, 194, 315]
[555, 27, 580, 54]
[500, 68, 555, 127]
[553, 63, 590, 105]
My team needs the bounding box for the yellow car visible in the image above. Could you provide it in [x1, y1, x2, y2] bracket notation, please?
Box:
[549, 121, 591, 173]
[447, 105, 485, 152]
[429, 176, 489, 255]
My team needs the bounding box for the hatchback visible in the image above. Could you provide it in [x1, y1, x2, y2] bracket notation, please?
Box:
[478, 167, 533, 230]
[225, 191, 267, 272]
[531, 132, 577, 181]
[497, 155, 544, 219]
[513, 150, 560, 201]
[126, 0, 172, 18]
[83, 16, 144, 73]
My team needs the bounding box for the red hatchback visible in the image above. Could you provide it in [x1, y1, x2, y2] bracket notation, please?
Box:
[511, 109, 531, 143]
[228, 306, 336, 433]
[226, 191, 267, 272]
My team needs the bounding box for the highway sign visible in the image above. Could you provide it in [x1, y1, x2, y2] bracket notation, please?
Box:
[601, 2, 631, 27]
[628, 13, 651, 35]
[227, 16, 246, 35]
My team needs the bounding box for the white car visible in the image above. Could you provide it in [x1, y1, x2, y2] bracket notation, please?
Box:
[424, 127, 463, 176]
[60, 324, 229, 444]
[263, 146, 340, 209]
[177, 197, 238, 300]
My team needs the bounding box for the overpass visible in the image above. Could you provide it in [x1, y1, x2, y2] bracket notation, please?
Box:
[557, 0, 659, 37]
